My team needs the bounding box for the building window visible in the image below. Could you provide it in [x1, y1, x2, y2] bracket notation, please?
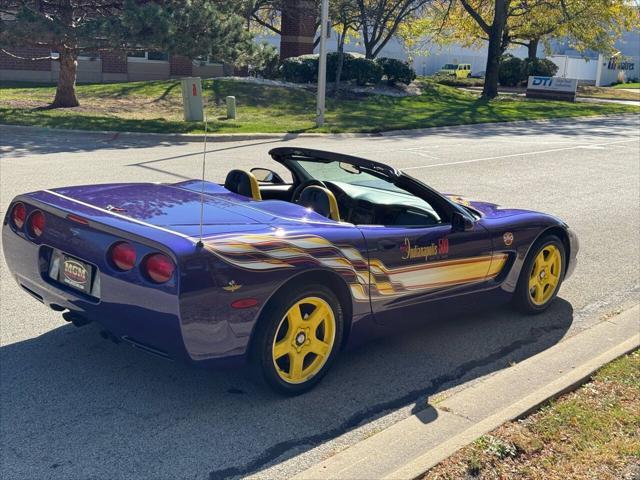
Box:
[194, 55, 222, 66]
[127, 51, 169, 62]
[50, 51, 99, 61]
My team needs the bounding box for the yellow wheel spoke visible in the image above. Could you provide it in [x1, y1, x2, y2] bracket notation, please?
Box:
[287, 304, 303, 330]
[308, 339, 330, 358]
[307, 303, 328, 330]
[533, 285, 544, 303]
[273, 339, 291, 360]
[290, 352, 304, 380]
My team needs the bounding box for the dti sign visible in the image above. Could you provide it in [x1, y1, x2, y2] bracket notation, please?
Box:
[532, 76, 553, 87]
[526, 76, 577, 102]
[527, 76, 577, 93]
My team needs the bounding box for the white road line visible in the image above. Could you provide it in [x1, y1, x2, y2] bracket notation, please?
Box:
[402, 138, 640, 170]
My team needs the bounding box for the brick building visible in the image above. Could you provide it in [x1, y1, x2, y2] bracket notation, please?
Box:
[0, 48, 229, 83]
[280, 0, 316, 59]
[1, 0, 317, 83]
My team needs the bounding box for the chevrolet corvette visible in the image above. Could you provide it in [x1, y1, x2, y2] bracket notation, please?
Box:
[3, 147, 578, 394]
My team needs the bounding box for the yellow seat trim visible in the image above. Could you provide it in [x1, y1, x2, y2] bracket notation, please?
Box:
[300, 186, 341, 222]
[246, 171, 262, 201]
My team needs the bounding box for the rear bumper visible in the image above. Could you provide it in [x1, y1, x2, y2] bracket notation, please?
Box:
[2, 221, 248, 368]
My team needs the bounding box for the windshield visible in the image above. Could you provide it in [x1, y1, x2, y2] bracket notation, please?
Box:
[293, 159, 408, 195]
[442, 64, 458, 69]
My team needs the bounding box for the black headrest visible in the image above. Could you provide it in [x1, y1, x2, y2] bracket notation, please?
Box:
[224, 170, 261, 200]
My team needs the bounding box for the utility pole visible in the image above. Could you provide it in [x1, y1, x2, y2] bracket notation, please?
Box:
[316, 0, 329, 127]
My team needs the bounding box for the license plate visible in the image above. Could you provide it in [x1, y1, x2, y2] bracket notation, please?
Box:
[60, 255, 93, 293]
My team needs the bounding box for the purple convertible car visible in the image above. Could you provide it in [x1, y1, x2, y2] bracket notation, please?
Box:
[3, 147, 578, 394]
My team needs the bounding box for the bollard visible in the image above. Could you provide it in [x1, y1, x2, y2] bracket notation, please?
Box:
[226, 96, 236, 119]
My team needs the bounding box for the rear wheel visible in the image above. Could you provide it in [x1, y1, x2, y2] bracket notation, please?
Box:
[253, 284, 343, 395]
[513, 235, 565, 314]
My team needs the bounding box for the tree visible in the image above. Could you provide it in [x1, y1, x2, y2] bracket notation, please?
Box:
[357, 0, 435, 59]
[454, 0, 510, 98]
[432, 0, 638, 98]
[506, 0, 639, 60]
[0, 0, 251, 108]
[331, 0, 361, 91]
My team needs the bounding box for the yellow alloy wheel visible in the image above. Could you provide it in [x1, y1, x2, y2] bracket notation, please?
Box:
[529, 244, 562, 306]
[272, 296, 336, 384]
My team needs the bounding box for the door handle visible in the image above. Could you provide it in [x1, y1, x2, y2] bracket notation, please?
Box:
[378, 239, 397, 250]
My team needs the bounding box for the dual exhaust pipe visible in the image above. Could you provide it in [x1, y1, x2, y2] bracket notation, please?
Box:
[62, 311, 120, 343]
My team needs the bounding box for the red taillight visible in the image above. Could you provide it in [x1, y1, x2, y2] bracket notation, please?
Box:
[28, 210, 46, 237]
[110, 242, 136, 271]
[12, 203, 26, 229]
[144, 253, 174, 283]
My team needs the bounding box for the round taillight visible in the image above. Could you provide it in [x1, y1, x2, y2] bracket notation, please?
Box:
[12, 203, 26, 229]
[28, 210, 46, 237]
[144, 253, 174, 283]
[110, 242, 136, 271]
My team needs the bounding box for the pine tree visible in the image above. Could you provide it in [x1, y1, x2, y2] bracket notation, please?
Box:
[0, 0, 252, 108]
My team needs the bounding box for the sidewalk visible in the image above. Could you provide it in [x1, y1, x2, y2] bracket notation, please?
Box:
[2, 112, 638, 144]
[292, 305, 639, 480]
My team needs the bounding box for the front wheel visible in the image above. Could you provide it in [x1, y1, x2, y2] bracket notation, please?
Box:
[252, 284, 343, 395]
[513, 235, 565, 314]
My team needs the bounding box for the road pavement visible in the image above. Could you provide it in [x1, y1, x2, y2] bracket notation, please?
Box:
[1, 115, 639, 480]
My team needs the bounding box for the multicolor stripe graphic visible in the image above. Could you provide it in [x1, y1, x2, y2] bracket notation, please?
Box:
[204, 234, 507, 301]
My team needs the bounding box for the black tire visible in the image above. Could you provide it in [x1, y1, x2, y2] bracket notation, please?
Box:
[251, 283, 344, 396]
[513, 235, 566, 314]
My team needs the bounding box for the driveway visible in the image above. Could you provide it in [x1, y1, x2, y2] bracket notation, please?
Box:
[1, 115, 639, 479]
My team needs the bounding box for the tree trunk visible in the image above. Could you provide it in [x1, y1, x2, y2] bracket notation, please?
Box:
[527, 39, 539, 60]
[51, 51, 79, 108]
[481, 0, 509, 99]
[334, 33, 346, 95]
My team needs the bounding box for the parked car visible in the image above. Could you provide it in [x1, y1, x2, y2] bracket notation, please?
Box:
[3, 147, 578, 395]
[440, 63, 472, 78]
[469, 70, 486, 79]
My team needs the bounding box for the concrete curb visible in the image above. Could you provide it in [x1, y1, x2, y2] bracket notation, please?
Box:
[1, 113, 638, 143]
[292, 305, 640, 480]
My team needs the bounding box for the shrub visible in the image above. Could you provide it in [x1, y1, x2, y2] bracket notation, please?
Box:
[280, 55, 318, 83]
[523, 58, 558, 79]
[347, 57, 383, 86]
[248, 42, 280, 79]
[327, 51, 355, 81]
[376, 57, 416, 85]
[499, 55, 525, 87]
[431, 74, 484, 87]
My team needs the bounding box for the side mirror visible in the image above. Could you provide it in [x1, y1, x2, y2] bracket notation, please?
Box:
[250, 168, 285, 185]
[451, 211, 475, 232]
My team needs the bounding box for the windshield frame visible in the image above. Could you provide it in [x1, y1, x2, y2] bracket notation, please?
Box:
[268, 147, 474, 225]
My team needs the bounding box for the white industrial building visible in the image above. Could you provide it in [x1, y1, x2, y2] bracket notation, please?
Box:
[262, 27, 639, 86]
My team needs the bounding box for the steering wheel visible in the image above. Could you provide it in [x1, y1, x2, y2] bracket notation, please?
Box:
[291, 179, 328, 203]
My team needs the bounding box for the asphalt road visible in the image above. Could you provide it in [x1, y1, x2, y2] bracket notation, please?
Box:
[1, 115, 639, 480]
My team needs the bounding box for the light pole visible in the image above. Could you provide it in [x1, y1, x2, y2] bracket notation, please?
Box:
[316, 0, 329, 127]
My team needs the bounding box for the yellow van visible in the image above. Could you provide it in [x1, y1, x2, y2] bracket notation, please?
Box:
[439, 63, 472, 78]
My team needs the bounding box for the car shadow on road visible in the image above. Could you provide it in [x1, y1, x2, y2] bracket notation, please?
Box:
[0, 296, 573, 480]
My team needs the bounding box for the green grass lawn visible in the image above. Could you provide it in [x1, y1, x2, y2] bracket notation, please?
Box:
[613, 82, 640, 89]
[424, 350, 640, 480]
[0, 78, 638, 134]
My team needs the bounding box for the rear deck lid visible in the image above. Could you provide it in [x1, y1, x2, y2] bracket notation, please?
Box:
[49, 182, 270, 225]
